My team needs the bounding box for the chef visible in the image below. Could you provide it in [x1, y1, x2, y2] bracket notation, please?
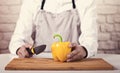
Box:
[9, 0, 98, 62]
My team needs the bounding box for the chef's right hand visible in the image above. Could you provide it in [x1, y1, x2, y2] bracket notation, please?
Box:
[16, 44, 33, 58]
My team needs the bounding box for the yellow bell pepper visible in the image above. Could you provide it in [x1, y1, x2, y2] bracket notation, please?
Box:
[51, 34, 71, 62]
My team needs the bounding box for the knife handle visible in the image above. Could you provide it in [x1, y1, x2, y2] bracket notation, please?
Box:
[26, 48, 33, 55]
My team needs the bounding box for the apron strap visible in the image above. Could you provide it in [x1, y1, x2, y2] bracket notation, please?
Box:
[41, 0, 46, 10]
[40, 0, 76, 10]
[72, 0, 76, 9]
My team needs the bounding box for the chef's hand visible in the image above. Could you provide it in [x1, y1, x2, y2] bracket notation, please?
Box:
[67, 43, 87, 62]
[16, 43, 33, 58]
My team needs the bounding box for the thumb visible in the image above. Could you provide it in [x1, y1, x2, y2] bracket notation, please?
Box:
[24, 43, 33, 49]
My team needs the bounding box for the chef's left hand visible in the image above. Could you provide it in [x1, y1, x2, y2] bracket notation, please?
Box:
[67, 43, 87, 62]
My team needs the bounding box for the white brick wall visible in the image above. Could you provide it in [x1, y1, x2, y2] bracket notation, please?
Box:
[0, 0, 21, 5]
[104, 0, 120, 5]
[96, 0, 120, 54]
[0, 0, 22, 53]
[97, 5, 117, 14]
[0, 0, 120, 54]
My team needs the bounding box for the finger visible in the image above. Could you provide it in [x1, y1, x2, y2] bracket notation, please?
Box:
[22, 48, 30, 58]
[24, 49, 30, 58]
[18, 47, 27, 58]
[67, 53, 82, 62]
[20, 50, 25, 58]
[17, 52, 23, 58]
[67, 50, 78, 59]
[17, 47, 25, 58]
[17, 45, 31, 58]
[69, 43, 77, 48]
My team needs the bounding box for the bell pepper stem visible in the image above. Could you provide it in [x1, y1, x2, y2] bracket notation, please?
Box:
[53, 34, 63, 42]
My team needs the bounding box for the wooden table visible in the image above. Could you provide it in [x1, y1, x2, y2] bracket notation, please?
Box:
[0, 53, 120, 73]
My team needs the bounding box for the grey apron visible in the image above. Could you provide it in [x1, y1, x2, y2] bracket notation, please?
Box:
[33, 0, 81, 52]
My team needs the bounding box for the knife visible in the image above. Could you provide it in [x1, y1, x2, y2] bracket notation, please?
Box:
[26, 45, 46, 55]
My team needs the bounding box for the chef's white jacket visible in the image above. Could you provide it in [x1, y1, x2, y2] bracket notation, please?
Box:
[9, 0, 98, 58]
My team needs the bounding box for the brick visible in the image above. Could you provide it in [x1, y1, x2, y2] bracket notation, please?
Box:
[9, 5, 21, 14]
[116, 49, 120, 54]
[0, 33, 4, 41]
[106, 15, 114, 24]
[0, 49, 10, 54]
[98, 41, 105, 49]
[99, 24, 106, 32]
[98, 49, 117, 54]
[97, 50, 104, 54]
[0, 0, 21, 5]
[97, 5, 117, 14]
[0, 24, 16, 32]
[98, 41, 118, 49]
[0, 6, 9, 14]
[0, 5, 21, 14]
[100, 24, 114, 32]
[111, 33, 120, 41]
[98, 24, 101, 33]
[118, 7, 120, 13]
[106, 24, 115, 32]
[104, 0, 120, 5]
[118, 42, 120, 49]
[0, 15, 19, 23]
[98, 33, 111, 41]
[98, 50, 106, 54]
[115, 24, 120, 31]
[3, 32, 13, 41]
[104, 49, 119, 54]
[97, 15, 106, 24]
[0, 40, 9, 49]
[104, 50, 116, 54]
[114, 15, 120, 23]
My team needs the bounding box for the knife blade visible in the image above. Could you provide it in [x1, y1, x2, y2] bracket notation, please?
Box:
[26, 44, 46, 55]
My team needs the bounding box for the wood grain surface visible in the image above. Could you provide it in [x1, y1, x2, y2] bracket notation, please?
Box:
[5, 58, 114, 70]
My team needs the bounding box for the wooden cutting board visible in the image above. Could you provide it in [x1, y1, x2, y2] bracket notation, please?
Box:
[5, 58, 114, 70]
